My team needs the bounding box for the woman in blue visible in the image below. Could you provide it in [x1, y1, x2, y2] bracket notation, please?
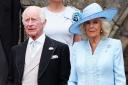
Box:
[68, 3, 126, 85]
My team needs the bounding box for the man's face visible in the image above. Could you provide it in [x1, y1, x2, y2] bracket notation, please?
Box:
[23, 10, 45, 40]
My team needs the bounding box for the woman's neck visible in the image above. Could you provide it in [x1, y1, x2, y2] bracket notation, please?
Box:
[47, 2, 65, 12]
[89, 36, 101, 54]
[89, 36, 100, 45]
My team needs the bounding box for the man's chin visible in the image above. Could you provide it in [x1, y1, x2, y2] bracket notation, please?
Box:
[29, 33, 37, 38]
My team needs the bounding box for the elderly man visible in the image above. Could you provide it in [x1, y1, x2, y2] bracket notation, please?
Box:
[7, 6, 70, 85]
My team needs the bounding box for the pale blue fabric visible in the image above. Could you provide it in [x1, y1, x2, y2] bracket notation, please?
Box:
[69, 3, 118, 34]
[68, 38, 126, 85]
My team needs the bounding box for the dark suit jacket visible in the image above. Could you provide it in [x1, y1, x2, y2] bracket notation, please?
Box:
[7, 36, 71, 85]
[0, 0, 21, 57]
[0, 0, 20, 85]
[0, 40, 8, 85]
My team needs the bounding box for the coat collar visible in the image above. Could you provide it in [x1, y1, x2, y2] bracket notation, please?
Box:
[16, 36, 57, 79]
[38, 36, 56, 79]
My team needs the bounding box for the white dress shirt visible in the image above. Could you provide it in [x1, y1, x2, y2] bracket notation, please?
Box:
[22, 33, 45, 85]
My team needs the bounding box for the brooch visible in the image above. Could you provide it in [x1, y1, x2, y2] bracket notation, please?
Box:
[72, 12, 82, 22]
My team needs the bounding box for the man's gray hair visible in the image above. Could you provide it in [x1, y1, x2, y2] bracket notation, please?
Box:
[22, 6, 46, 24]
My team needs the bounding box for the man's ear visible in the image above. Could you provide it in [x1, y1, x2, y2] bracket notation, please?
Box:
[42, 19, 47, 27]
[43, 19, 47, 25]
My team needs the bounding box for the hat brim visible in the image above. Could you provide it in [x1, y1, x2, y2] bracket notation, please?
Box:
[69, 8, 118, 34]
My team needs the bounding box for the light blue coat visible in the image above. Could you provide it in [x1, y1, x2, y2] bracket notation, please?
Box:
[68, 38, 126, 85]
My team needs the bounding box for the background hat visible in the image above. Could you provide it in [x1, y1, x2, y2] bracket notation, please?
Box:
[70, 3, 118, 34]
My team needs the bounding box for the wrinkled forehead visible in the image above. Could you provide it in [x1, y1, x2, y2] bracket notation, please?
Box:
[23, 7, 41, 19]
[24, 12, 39, 20]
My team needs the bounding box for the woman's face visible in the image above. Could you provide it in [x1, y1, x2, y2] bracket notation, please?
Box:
[83, 18, 102, 38]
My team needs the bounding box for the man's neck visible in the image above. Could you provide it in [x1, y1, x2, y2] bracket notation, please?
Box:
[30, 32, 44, 41]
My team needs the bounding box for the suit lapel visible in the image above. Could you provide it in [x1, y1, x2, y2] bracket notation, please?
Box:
[16, 40, 28, 78]
[38, 36, 56, 79]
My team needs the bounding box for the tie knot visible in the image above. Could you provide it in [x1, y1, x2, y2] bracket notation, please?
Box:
[31, 41, 37, 50]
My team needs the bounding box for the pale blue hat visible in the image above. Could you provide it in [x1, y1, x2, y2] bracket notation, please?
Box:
[69, 3, 118, 34]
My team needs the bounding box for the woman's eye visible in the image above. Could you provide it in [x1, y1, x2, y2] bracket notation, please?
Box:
[85, 21, 90, 24]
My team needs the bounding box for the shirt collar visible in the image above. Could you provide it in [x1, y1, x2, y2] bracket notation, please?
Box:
[28, 33, 46, 45]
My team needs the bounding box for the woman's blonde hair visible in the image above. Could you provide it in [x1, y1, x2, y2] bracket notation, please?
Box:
[80, 18, 112, 40]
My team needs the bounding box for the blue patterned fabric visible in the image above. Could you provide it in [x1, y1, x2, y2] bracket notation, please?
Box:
[68, 38, 126, 85]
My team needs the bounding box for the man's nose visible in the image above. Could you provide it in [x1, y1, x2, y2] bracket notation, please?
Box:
[28, 19, 32, 25]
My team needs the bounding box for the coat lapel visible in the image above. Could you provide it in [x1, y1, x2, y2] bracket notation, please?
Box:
[38, 36, 56, 79]
[16, 40, 28, 79]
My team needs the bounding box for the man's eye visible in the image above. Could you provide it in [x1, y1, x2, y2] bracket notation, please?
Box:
[25, 19, 29, 22]
[31, 18, 37, 21]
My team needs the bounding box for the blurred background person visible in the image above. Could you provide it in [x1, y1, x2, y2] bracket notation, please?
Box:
[68, 3, 126, 85]
[0, 0, 21, 85]
[42, 0, 81, 61]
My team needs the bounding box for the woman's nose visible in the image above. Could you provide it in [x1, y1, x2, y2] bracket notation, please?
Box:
[90, 23, 94, 28]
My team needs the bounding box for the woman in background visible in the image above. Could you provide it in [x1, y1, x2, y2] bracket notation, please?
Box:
[68, 3, 126, 85]
[42, 0, 81, 60]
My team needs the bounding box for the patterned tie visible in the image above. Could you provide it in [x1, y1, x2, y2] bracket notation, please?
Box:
[31, 41, 37, 51]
